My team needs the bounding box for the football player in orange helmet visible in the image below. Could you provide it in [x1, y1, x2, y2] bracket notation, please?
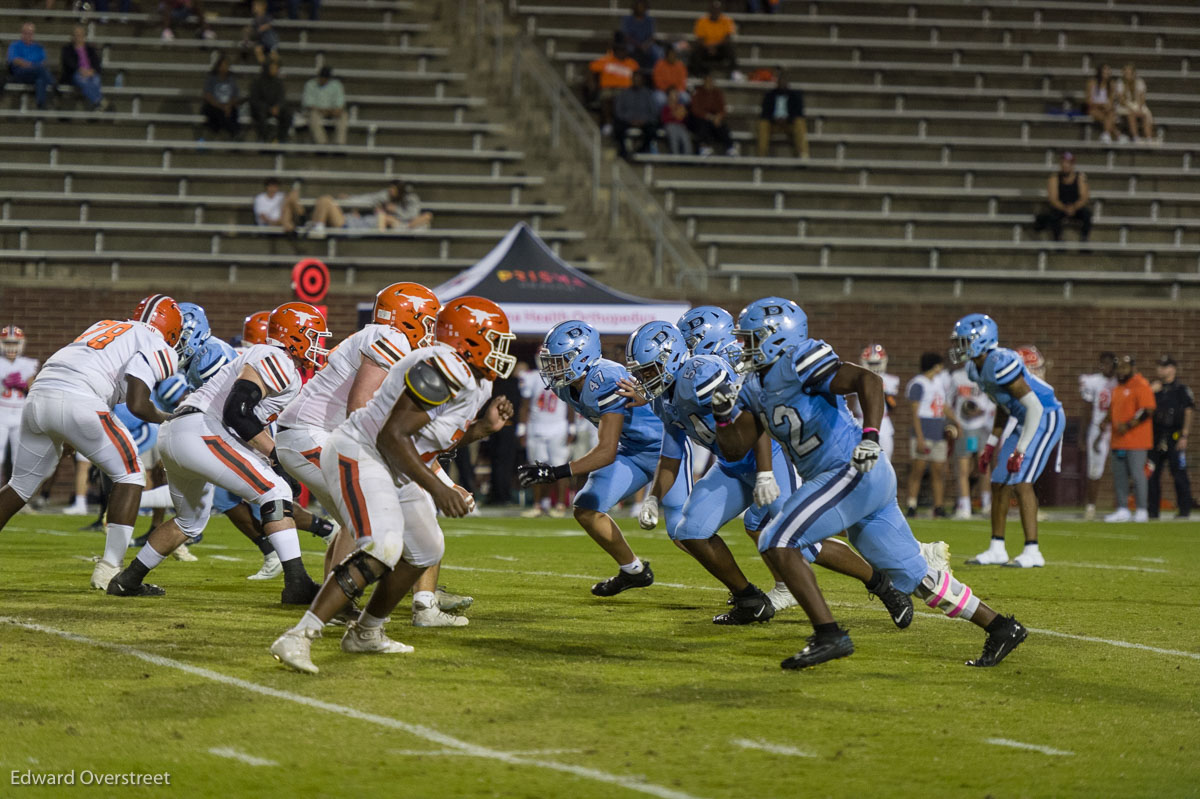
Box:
[435, 296, 517, 381]
[134, 294, 185, 352]
[267, 302, 331, 369]
[242, 310, 271, 348]
[373, 282, 440, 349]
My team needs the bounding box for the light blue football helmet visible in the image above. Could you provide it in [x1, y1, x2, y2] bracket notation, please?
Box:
[733, 297, 808, 374]
[676, 305, 741, 364]
[625, 321, 688, 400]
[538, 320, 601, 389]
[949, 313, 999, 364]
[186, 336, 236, 389]
[177, 302, 211, 369]
[153, 374, 189, 413]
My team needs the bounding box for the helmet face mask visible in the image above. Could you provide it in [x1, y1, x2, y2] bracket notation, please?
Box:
[374, 282, 440, 349]
[177, 302, 211, 369]
[626, 321, 687, 400]
[0, 326, 25, 359]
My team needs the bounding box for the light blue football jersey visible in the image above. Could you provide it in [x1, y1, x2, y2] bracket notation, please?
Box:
[653, 354, 758, 470]
[552, 357, 664, 452]
[966, 347, 1062, 423]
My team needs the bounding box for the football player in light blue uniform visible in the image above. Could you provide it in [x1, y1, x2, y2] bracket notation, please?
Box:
[623, 321, 914, 628]
[951, 314, 1063, 569]
[519, 320, 691, 597]
[714, 298, 1028, 670]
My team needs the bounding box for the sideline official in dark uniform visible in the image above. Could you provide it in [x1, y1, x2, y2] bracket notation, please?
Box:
[1149, 356, 1194, 519]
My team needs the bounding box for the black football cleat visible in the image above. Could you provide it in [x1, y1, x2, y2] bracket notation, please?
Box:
[106, 576, 166, 597]
[781, 627, 854, 670]
[280, 578, 321, 606]
[713, 587, 775, 625]
[868, 573, 914, 629]
[591, 561, 654, 596]
[967, 615, 1028, 667]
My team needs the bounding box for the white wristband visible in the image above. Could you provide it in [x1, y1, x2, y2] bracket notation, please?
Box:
[986, 434, 999, 448]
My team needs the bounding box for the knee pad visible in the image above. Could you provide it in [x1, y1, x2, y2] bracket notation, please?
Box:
[915, 569, 980, 621]
[261, 499, 293, 524]
[332, 549, 385, 601]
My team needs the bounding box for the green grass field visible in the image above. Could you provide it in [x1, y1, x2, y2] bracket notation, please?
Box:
[1, 511, 1198, 798]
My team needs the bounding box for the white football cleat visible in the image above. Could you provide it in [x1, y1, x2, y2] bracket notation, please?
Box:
[1133, 509, 1149, 523]
[1105, 508, 1132, 523]
[413, 600, 469, 627]
[765, 585, 798, 612]
[435, 587, 473, 612]
[247, 552, 282, 580]
[171, 543, 198, 562]
[920, 541, 952, 573]
[954, 506, 972, 520]
[341, 621, 414, 654]
[90, 558, 120, 590]
[270, 628, 320, 674]
[1004, 548, 1046, 568]
[966, 544, 1010, 565]
[63, 502, 89, 516]
[519, 507, 545, 518]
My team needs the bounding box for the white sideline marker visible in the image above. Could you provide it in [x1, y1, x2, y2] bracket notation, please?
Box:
[0, 618, 707, 799]
[208, 747, 278, 767]
[984, 738, 1074, 756]
[731, 738, 815, 758]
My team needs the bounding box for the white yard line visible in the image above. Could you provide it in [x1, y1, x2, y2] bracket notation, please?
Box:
[390, 748, 584, 757]
[984, 738, 1074, 756]
[1054, 561, 1167, 574]
[1133, 557, 1167, 564]
[730, 738, 815, 757]
[209, 555, 244, 562]
[208, 747, 278, 766]
[0, 617, 706, 799]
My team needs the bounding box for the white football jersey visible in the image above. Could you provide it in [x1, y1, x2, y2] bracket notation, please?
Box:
[520, 368, 569, 437]
[949, 367, 995, 431]
[32, 320, 177, 408]
[278, 324, 410, 432]
[181, 343, 300, 427]
[906, 373, 949, 421]
[1079, 372, 1117, 428]
[0, 355, 39, 413]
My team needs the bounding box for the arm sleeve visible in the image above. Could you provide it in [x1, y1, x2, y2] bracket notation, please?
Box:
[1015, 391, 1044, 454]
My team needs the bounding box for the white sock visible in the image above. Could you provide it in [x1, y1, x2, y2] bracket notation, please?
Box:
[990, 538, 1008, 551]
[101, 524, 134, 567]
[135, 543, 166, 571]
[774, 581, 788, 592]
[294, 610, 323, 634]
[957, 496, 970, 511]
[619, 558, 644, 575]
[140, 485, 173, 509]
[266, 528, 301, 562]
[1086, 503, 1096, 512]
[1024, 541, 1040, 551]
[413, 590, 436, 609]
[358, 611, 386, 629]
[981, 490, 992, 508]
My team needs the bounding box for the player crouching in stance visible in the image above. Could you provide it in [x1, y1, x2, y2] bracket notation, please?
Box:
[952, 315, 1063, 568]
[270, 297, 514, 674]
[714, 298, 1028, 669]
[107, 303, 329, 601]
[0, 296, 182, 589]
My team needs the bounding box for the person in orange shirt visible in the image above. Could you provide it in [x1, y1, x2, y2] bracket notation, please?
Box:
[1103, 355, 1156, 522]
[589, 40, 639, 132]
[690, 1, 740, 79]
[652, 46, 689, 105]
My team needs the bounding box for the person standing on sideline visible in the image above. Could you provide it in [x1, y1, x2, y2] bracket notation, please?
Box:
[1033, 151, 1092, 243]
[1149, 356, 1193, 519]
[949, 363, 995, 519]
[905, 352, 953, 518]
[1105, 355, 1155, 523]
[1079, 351, 1117, 520]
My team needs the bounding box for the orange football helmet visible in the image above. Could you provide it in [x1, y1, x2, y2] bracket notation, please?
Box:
[860, 343, 888, 375]
[435, 296, 515, 380]
[1017, 345, 1045, 378]
[243, 311, 270, 346]
[267, 302, 331, 368]
[134, 295, 183, 348]
[1, 325, 25, 359]
[373, 282, 440, 349]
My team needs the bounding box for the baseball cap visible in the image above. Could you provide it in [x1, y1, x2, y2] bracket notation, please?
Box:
[1158, 355, 1177, 367]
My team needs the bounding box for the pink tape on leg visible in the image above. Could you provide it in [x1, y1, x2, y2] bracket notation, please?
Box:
[947, 585, 973, 618]
[926, 571, 951, 609]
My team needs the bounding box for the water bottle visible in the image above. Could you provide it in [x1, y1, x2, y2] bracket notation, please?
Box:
[114, 72, 124, 89]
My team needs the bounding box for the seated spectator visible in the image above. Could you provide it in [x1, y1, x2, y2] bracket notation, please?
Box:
[652, 46, 688, 106]
[305, 180, 432, 239]
[588, 39, 639, 134]
[1086, 63, 1120, 144]
[161, 0, 215, 41]
[254, 177, 304, 233]
[660, 89, 692, 155]
[1116, 63, 1154, 143]
[689, 1, 741, 80]
[612, 71, 660, 160]
[7, 23, 56, 110]
[249, 59, 291, 143]
[1033, 151, 1092, 242]
[60, 25, 107, 112]
[621, 1, 661, 71]
[201, 55, 242, 139]
[689, 73, 735, 156]
[247, 0, 280, 65]
[303, 66, 349, 147]
[757, 71, 808, 158]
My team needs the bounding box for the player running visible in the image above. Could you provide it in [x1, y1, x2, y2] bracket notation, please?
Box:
[713, 297, 1028, 670]
[518, 320, 692, 597]
[270, 297, 514, 673]
[106, 302, 329, 602]
[952, 315, 1063, 568]
[0, 326, 39, 481]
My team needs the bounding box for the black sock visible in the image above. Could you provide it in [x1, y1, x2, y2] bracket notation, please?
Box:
[985, 615, 1008, 633]
[864, 569, 885, 593]
[255, 537, 274, 556]
[280, 557, 310, 585]
[733, 583, 758, 599]
[991, 536, 1006, 542]
[124, 558, 151, 585]
[307, 516, 335, 538]
[814, 622, 841, 637]
[1025, 539, 1038, 547]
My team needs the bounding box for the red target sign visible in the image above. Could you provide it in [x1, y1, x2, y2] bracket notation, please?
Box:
[292, 258, 330, 304]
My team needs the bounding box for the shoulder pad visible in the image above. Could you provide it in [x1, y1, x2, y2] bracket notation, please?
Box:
[792, 340, 840, 393]
[405, 357, 463, 410]
[989, 349, 1023, 385]
[365, 326, 409, 368]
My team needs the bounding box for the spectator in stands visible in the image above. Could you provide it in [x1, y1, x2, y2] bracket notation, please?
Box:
[1085, 63, 1120, 144]
[588, 38, 639, 135]
[1116, 63, 1155, 143]
[1105, 354, 1155, 523]
[689, 73, 735, 156]
[660, 88, 692, 155]
[303, 66, 348, 147]
[613, 71, 660, 160]
[652, 45, 688, 106]
[1149, 356, 1193, 519]
[757, 71, 808, 158]
[60, 25, 107, 112]
[7, 23, 56, 110]
[689, 1, 741, 80]
[161, 0, 215, 41]
[247, 0, 281, 65]
[305, 180, 432, 239]
[621, 1, 661, 71]
[1033, 151, 1092, 242]
[905, 352, 953, 519]
[253, 177, 304, 233]
[201, 54, 242, 139]
[249, 59, 291, 143]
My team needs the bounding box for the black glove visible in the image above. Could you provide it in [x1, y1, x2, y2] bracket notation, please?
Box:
[268, 448, 301, 496]
[711, 380, 739, 423]
[518, 461, 570, 487]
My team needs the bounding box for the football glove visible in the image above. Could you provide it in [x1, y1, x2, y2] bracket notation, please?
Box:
[851, 439, 881, 473]
[753, 470, 780, 507]
[517, 461, 555, 487]
[638, 494, 660, 530]
[711, 380, 739, 423]
[268, 449, 301, 496]
[1007, 451, 1025, 474]
[978, 443, 997, 472]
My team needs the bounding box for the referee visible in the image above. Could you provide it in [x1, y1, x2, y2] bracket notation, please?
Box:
[1150, 356, 1194, 519]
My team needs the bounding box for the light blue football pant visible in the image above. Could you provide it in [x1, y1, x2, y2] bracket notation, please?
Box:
[574, 443, 692, 538]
